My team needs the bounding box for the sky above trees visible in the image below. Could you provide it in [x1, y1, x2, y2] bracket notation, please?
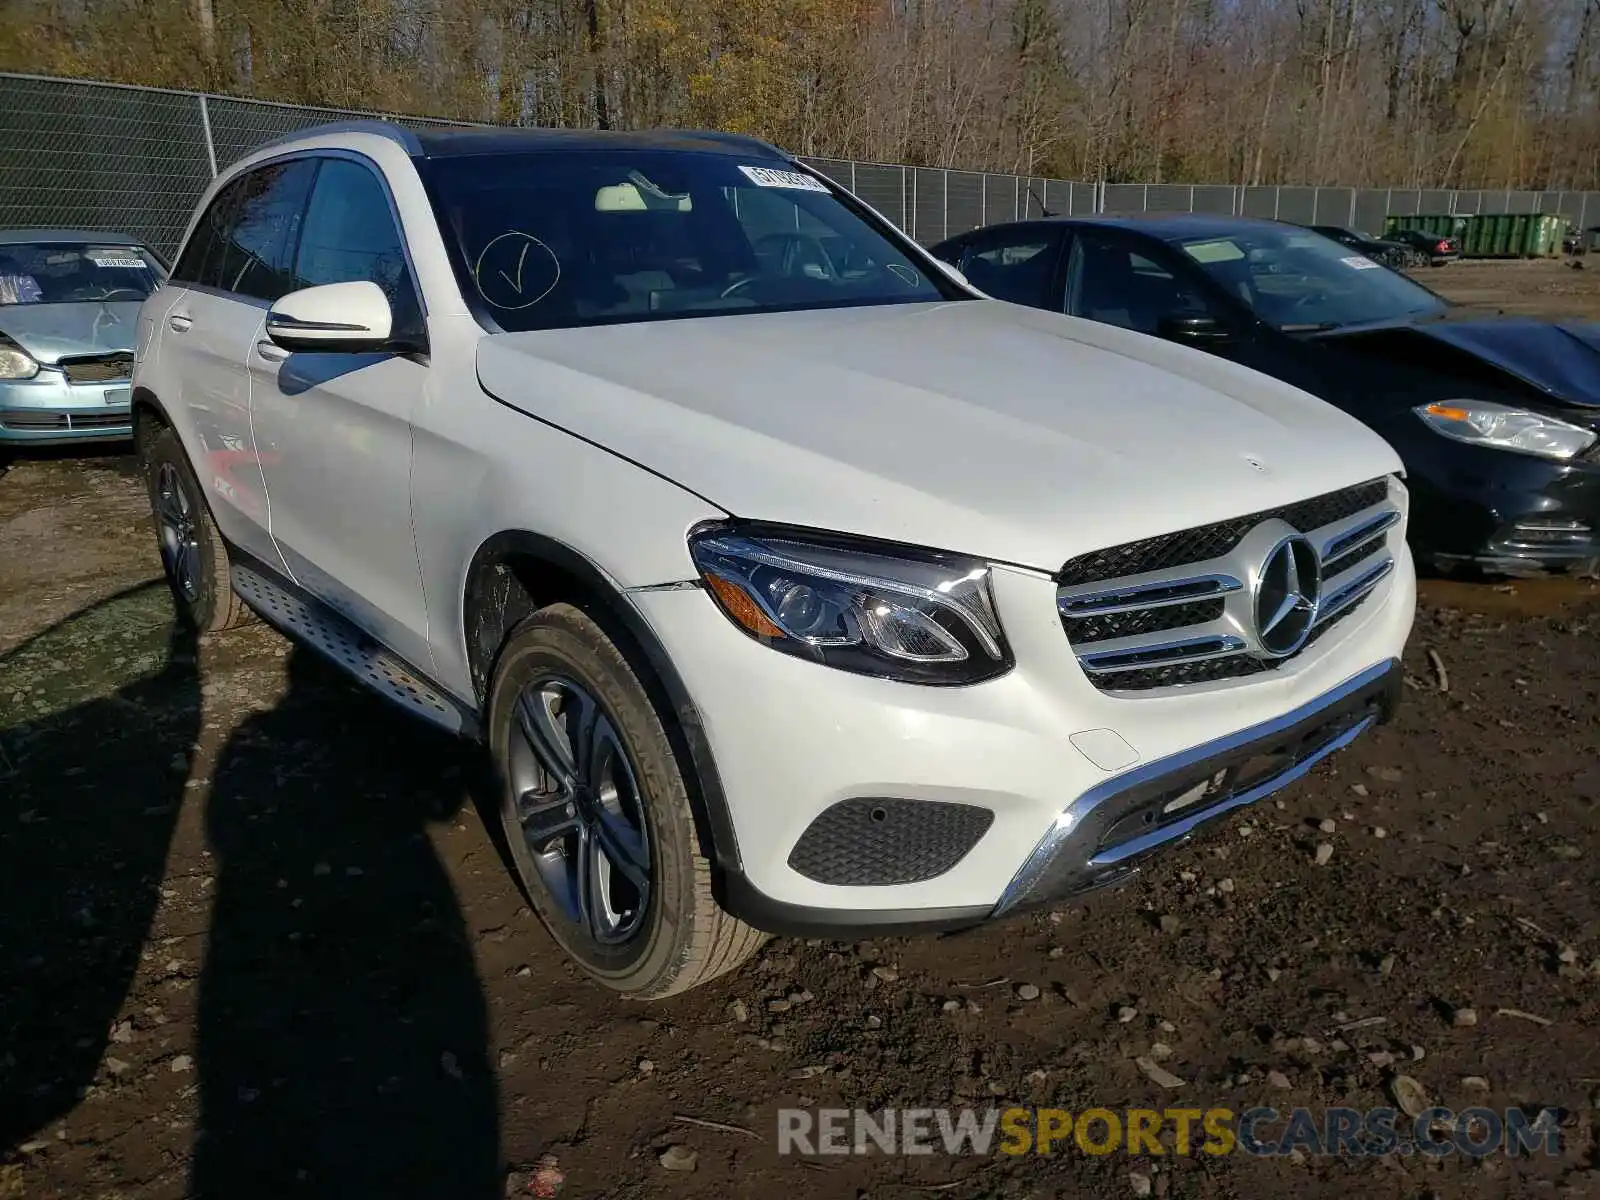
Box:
[4, 0, 1597, 188]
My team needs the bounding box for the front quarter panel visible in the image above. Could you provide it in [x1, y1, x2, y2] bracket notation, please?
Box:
[409, 316, 728, 703]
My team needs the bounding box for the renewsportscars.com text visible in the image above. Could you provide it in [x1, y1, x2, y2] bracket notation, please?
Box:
[776, 1106, 1563, 1158]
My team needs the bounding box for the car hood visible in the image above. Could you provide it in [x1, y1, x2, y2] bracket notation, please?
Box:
[1320, 313, 1600, 410]
[0, 301, 142, 364]
[477, 301, 1403, 570]
[1418, 316, 1600, 405]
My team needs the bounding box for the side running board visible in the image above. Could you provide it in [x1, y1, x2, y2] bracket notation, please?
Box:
[230, 564, 478, 738]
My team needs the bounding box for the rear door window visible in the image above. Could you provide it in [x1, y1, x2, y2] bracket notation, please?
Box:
[213, 160, 317, 303]
[1064, 232, 1215, 334]
[174, 162, 316, 301]
[173, 181, 238, 288]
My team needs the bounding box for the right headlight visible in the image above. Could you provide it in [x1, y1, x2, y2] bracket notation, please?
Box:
[1415, 400, 1596, 461]
[688, 527, 1012, 685]
[0, 341, 38, 380]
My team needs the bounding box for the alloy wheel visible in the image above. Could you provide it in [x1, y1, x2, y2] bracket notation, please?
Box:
[154, 462, 201, 602]
[506, 674, 652, 945]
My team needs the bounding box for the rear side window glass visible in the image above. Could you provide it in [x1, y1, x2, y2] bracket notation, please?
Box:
[212, 160, 317, 303]
[1066, 232, 1214, 334]
[173, 181, 237, 287]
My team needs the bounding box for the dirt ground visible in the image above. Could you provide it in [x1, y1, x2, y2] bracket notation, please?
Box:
[3, 260, 1600, 1200]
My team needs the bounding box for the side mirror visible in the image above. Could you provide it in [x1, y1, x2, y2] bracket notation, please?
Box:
[265, 281, 395, 354]
[1157, 314, 1231, 345]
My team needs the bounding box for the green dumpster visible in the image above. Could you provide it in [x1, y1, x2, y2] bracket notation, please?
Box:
[1457, 212, 1565, 258]
[1526, 214, 1564, 256]
[1461, 214, 1504, 257]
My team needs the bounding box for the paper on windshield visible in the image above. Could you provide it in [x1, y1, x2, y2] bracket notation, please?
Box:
[738, 165, 831, 193]
[87, 251, 148, 269]
[1339, 255, 1381, 270]
[1182, 239, 1245, 263]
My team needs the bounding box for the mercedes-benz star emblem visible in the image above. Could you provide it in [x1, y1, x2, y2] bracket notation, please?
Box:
[1254, 536, 1321, 657]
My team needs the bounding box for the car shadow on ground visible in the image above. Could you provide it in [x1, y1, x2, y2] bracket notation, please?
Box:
[191, 645, 501, 1197]
[2, 585, 503, 1196]
[0, 582, 199, 1152]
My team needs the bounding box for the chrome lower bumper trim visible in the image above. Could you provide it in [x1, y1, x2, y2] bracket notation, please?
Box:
[991, 657, 1401, 916]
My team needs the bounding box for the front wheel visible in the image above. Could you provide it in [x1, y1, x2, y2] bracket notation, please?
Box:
[487, 604, 764, 998]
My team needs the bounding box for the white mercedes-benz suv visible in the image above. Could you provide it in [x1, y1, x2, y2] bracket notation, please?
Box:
[131, 123, 1415, 997]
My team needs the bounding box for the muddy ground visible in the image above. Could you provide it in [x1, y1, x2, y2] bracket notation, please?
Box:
[2, 260, 1600, 1200]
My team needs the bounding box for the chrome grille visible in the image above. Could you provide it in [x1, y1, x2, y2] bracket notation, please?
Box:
[59, 353, 133, 384]
[1058, 479, 1389, 586]
[1059, 479, 1401, 694]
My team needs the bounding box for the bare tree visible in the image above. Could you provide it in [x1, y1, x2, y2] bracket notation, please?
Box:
[2, 0, 1597, 187]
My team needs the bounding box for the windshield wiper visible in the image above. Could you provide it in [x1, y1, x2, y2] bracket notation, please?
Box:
[1280, 321, 1342, 332]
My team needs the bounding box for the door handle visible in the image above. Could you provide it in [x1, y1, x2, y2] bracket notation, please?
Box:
[168, 314, 193, 332]
[255, 340, 290, 363]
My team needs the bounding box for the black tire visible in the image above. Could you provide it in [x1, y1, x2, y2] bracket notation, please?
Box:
[140, 424, 253, 633]
[487, 603, 764, 998]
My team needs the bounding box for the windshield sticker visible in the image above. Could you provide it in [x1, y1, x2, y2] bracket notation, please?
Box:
[886, 263, 919, 286]
[87, 251, 147, 270]
[737, 165, 831, 194]
[1340, 255, 1382, 270]
[472, 231, 561, 311]
[1182, 239, 1245, 263]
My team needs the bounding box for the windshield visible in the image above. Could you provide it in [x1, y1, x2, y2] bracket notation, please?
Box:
[1176, 226, 1445, 331]
[421, 150, 954, 332]
[0, 242, 161, 307]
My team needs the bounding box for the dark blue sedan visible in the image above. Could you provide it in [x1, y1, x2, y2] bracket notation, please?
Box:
[932, 215, 1600, 577]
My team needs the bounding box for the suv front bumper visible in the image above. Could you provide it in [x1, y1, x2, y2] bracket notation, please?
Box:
[715, 657, 1401, 936]
[632, 550, 1415, 937]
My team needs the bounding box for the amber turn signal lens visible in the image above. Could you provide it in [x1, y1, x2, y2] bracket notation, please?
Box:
[1423, 402, 1471, 421]
[704, 574, 786, 639]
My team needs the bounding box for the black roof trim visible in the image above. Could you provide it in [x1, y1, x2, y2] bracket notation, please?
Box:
[407, 125, 793, 160]
[241, 119, 796, 165]
[932, 212, 1306, 248]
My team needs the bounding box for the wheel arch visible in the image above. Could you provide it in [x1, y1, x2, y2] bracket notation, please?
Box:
[463, 530, 742, 874]
[130, 385, 172, 454]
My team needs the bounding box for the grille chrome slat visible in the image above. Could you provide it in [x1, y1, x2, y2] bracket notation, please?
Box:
[1057, 571, 1242, 617]
[1314, 557, 1395, 627]
[1078, 627, 1249, 674]
[1057, 479, 1401, 694]
[1315, 505, 1401, 561]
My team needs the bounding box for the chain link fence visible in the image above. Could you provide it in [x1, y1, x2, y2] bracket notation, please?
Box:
[3, 71, 1596, 259]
